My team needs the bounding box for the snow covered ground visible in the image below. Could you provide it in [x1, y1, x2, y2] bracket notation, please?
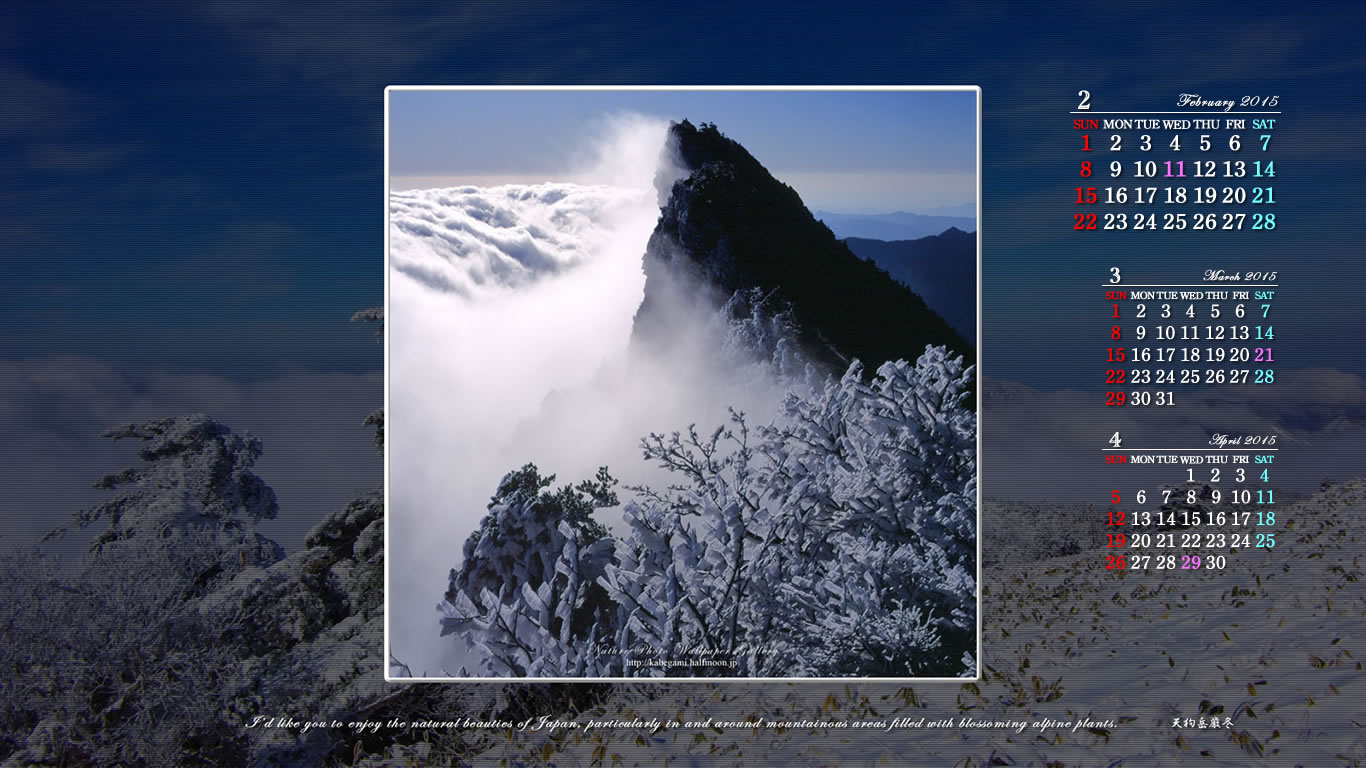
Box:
[432, 478, 1366, 766]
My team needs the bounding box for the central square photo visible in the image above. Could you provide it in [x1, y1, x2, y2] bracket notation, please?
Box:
[385, 87, 980, 680]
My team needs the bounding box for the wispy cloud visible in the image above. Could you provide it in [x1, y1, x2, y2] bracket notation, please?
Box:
[0, 65, 133, 176]
[197, 1, 500, 91]
[159, 221, 301, 301]
[983, 369, 1366, 500]
[24, 142, 136, 174]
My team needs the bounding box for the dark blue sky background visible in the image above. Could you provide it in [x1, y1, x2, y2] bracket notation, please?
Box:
[3, 2, 1364, 546]
[4, 3, 1363, 382]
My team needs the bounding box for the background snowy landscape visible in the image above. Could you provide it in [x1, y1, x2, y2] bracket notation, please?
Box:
[2, 5, 1364, 766]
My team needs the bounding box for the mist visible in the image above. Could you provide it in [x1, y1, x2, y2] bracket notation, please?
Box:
[387, 114, 798, 675]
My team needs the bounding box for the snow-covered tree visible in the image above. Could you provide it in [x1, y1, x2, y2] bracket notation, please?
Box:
[0, 533, 267, 767]
[716, 286, 821, 388]
[351, 307, 385, 453]
[448, 346, 977, 678]
[439, 464, 620, 675]
[606, 347, 976, 677]
[1, 415, 289, 767]
[65, 414, 282, 562]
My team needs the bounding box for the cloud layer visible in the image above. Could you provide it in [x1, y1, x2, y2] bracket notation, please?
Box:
[0, 356, 381, 555]
[982, 369, 1366, 501]
[390, 183, 655, 297]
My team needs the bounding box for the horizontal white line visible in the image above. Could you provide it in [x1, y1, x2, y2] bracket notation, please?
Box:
[1103, 448, 1278, 451]
[388, 85, 981, 92]
[1071, 111, 1281, 114]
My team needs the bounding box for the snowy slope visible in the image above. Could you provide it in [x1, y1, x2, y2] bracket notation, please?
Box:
[443, 479, 1366, 767]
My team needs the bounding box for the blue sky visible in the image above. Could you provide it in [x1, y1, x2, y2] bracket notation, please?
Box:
[388, 89, 977, 214]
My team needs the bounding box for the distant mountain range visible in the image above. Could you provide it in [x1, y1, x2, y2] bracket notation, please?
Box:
[842, 229, 976, 340]
[814, 209, 976, 241]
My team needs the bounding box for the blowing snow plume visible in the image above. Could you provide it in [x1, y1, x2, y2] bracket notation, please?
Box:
[390, 113, 978, 679]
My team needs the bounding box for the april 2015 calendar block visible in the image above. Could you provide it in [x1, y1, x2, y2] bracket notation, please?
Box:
[1102, 434, 1279, 572]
